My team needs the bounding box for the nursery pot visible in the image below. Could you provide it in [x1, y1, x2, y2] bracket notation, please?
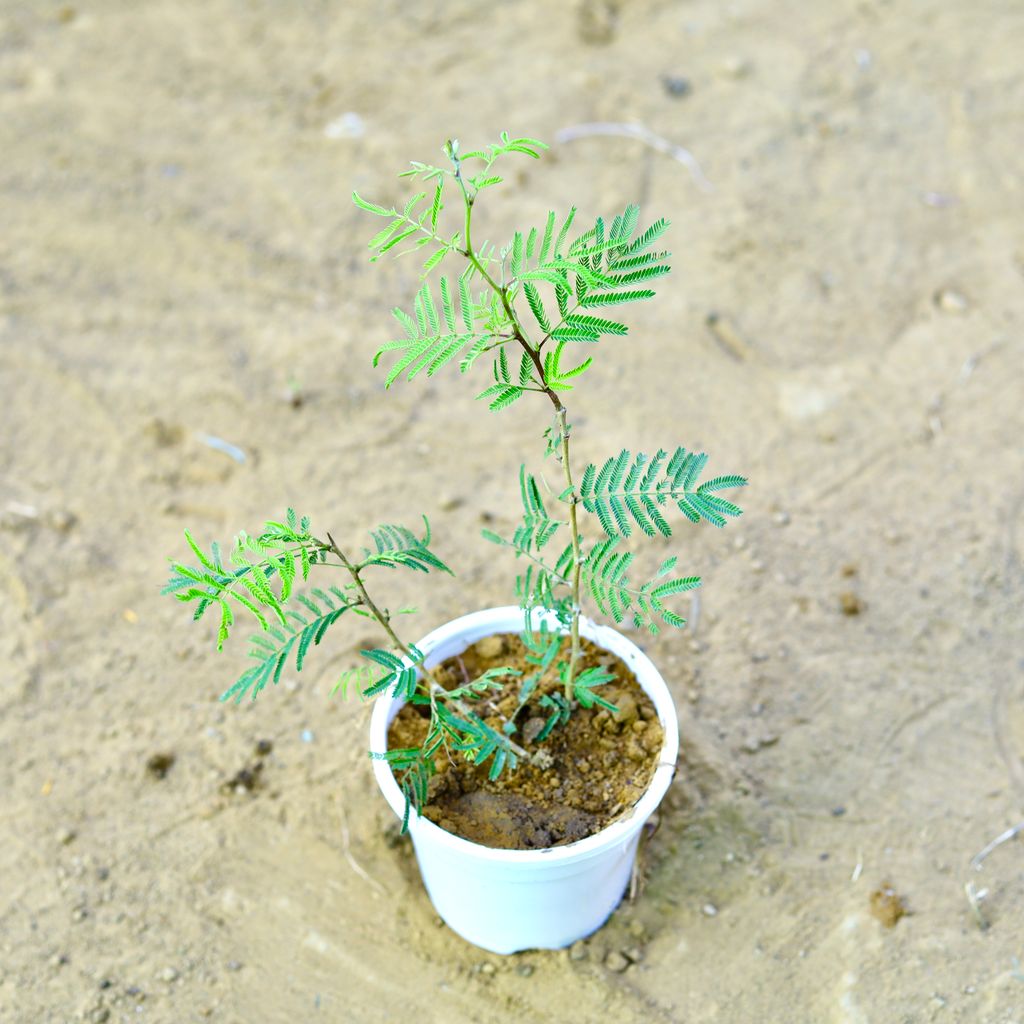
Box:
[369, 606, 680, 954]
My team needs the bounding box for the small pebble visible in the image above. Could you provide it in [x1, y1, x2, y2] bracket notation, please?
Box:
[718, 55, 752, 79]
[57, 826, 76, 846]
[159, 967, 179, 983]
[45, 508, 77, 533]
[146, 752, 175, 779]
[750, 559, 766, 573]
[323, 111, 365, 139]
[605, 951, 630, 973]
[702, 903, 718, 917]
[661, 74, 692, 98]
[226, 961, 243, 972]
[300, 729, 315, 744]
[516, 963, 534, 977]
[934, 288, 968, 314]
[839, 592, 864, 616]
[479, 962, 496, 976]
[623, 946, 644, 963]
[869, 882, 909, 927]
[568, 940, 588, 962]
[772, 511, 790, 526]
[831, 806, 846, 817]
[254, 739, 273, 756]
[474, 635, 506, 660]
[627, 920, 646, 939]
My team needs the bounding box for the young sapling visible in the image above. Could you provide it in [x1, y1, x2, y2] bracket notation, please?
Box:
[164, 131, 746, 836]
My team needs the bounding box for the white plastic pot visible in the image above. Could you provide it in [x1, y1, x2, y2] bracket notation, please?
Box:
[369, 606, 680, 954]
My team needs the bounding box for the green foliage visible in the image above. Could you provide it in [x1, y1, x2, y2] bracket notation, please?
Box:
[361, 646, 423, 700]
[163, 509, 325, 650]
[356, 136, 671, 408]
[359, 517, 453, 575]
[166, 131, 750, 837]
[224, 585, 358, 703]
[582, 538, 702, 634]
[374, 274, 481, 387]
[446, 666, 522, 702]
[352, 187, 461, 272]
[474, 345, 538, 411]
[536, 692, 571, 742]
[372, 748, 431, 833]
[579, 448, 747, 538]
[567, 665, 618, 712]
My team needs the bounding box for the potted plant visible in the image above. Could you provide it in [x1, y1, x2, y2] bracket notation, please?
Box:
[164, 133, 746, 954]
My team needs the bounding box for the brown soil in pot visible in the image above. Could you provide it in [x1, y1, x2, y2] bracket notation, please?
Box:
[387, 633, 667, 849]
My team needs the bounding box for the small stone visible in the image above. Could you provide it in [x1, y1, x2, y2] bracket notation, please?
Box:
[474, 635, 506, 660]
[522, 717, 546, 745]
[438, 495, 463, 512]
[479, 962, 496, 976]
[702, 903, 718, 917]
[568, 940, 588, 962]
[516, 963, 534, 977]
[57, 826, 76, 846]
[254, 738, 273, 757]
[623, 946, 644, 963]
[628, 920, 646, 939]
[661, 74, 692, 98]
[750, 559, 766, 573]
[772, 511, 790, 526]
[934, 288, 968, 314]
[605, 951, 630, 973]
[612, 693, 638, 726]
[49, 952, 69, 968]
[226, 960, 243, 972]
[159, 967, 179, 983]
[87, 1009, 110, 1024]
[718, 55, 752, 79]
[323, 111, 365, 140]
[839, 592, 864, 616]
[831, 806, 846, 817]
[869, 882, 909, 927]
[45, 508, 77, 533]
[146, 752, 175, 779]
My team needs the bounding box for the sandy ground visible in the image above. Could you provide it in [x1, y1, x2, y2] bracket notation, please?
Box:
[2, 0, 1024, 1021]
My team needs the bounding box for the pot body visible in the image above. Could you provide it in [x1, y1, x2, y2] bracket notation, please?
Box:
[369, 606, 679, 954]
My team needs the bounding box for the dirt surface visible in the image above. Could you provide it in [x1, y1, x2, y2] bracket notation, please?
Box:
[2, 1, 1024, 1021]
[389, 634, 664, 848]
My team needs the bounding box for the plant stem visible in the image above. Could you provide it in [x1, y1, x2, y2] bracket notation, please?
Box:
[449, 152, 585, 702]
[324, 532, 532, 761]
[557, 408, 583, 700]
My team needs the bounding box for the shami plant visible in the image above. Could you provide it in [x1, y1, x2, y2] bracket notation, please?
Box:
[163, 132, 747, 831]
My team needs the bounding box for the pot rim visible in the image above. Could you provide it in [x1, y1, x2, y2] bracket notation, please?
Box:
[369, 605, 680, 866]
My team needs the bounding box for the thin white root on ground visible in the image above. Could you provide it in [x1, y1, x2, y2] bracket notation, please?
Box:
[554, 122, 713, 191]
[971, 820, 1024, 871]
